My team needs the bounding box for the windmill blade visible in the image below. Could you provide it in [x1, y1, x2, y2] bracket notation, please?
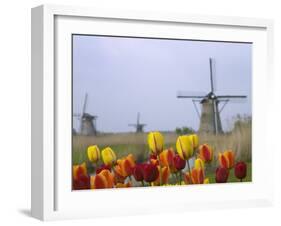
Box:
[177, 91, 206, 99]
[209, 58, 215, 93]
[217, 95, 247, 99]
[128, 124, 137, 127]
[82, 93, 88, 115]
[137, 112, 140, 125]
[218, 99, 229, 113]
[192, 99, 201, 119]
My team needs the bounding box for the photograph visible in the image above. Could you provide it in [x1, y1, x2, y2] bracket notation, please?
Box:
[71, 34, 252, 190]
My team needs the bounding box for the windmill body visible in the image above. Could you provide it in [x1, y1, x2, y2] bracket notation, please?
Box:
[81, 113, 97, 136]
[73, 93, 98, 136]
[177, 58, 247, 135]
[199, 96, 223, 134]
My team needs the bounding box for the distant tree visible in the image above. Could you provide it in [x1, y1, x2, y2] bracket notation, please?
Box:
[175, 127, 182, 135]
[175, 126, 195, 135]
[182, 127, 195, 135]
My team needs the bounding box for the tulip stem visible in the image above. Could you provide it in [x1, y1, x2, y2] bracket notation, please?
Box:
[179, 171, 182, 184]
[240, 178, 243, 182]
[141, 180, 145, 187]
[186, 160, 192, 184]
[157, 155, 162, 186]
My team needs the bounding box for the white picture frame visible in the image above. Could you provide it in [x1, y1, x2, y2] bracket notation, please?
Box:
[31, 4, 274, 221]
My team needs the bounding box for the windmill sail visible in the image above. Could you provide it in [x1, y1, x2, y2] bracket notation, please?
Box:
[177, 57, 247, 135]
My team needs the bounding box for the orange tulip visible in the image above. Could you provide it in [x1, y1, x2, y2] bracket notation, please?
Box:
[115, 154, 136, 177]
[198, 144, 213, 163]
[91, 169, 115, 189]
[73, 162, 90, 190]
[184, 167, 209, 185]
[218, 150, 235, 169]
[183, 172, 192, 185]
[159, 148, 175, 169]
[99, 169, 114, 188]
[113, 166, 126, 184]
[190, 168, 204, 184]
[90, 174, 108, 189]
[115, 182, 132, 188]
[154, 166, 170, 185]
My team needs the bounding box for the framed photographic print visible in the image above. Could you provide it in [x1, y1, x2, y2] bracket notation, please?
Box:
[31, 4, 274, 221]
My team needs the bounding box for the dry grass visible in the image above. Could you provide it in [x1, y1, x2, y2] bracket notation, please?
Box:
[73, 121, 251, 165]
[199, 122, 252, 163]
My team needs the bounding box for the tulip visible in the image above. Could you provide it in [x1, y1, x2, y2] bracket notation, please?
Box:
[90, 174, 108, 189]
[115, 154, 136, 177]
[90, 169, 115, 189]
[154, 166, 170, 185]
[176, 135, 194, 160]
[190, 134, 199, 149]
[204, 178, 209, 184]
[113, 166, 126, 184]
[194, 158, 205, 170]
[87, 145, 100, 163]
[198, 144, 213, 163]
[73, 162, 90, 190]
[173, 154, 186, 171]
[149, 153, 158, 160]
[218, 150, 235, 169]
[116, 182, 132, 188]
[160, 148, 175, 169]
[190, 168, 205, 184]
[101, 147, 117, 166]
[183, 172, 192, 185]
[133, 163, 144, 182]
[142, 163, 159, 183]
[215, 167, 229, 183]
[99, 169, 115, 188]
[147, 132, 164, 155]
[96, 164, 111, 174]
[234, 162, 247, 181]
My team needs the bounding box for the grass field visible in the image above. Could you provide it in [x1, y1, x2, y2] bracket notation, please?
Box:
[72, 121, 251, 165]
[72, 121, 252, 184]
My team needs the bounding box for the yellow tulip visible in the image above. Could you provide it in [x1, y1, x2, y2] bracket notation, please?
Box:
[204, 178, 209, 184]
[87, 145, 100, 163]
[194, 158, 205, 170]
[101, 147, 117, 166]
[190, 134, 199, 149]
[176, 135, 194, 160]
[147, 132, 164, 155]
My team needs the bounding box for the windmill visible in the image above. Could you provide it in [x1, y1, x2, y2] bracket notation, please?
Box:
[73, 93, 98, 136]
[128, 112, 146, 133]
[177, 58, 247, 135]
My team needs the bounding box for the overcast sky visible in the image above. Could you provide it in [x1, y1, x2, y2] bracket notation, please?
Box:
[73, 35, 252, 133]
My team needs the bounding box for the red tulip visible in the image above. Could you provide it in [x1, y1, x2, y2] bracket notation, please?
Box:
[96, 164, 111, 174]
[234, 162, 247, 181]
[198, 144, 213, 163]
[133, 164, 144, 181]
[73, 163, 90, 190]
[173, 154, 186, 170]
[142, 163, 159, 183]
[215, 167, 229, 183]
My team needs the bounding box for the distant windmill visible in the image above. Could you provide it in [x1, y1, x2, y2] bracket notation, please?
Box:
[73, 93, 98, 136]
[177, 58, 247, 135]
[128, 112, 146, 133]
